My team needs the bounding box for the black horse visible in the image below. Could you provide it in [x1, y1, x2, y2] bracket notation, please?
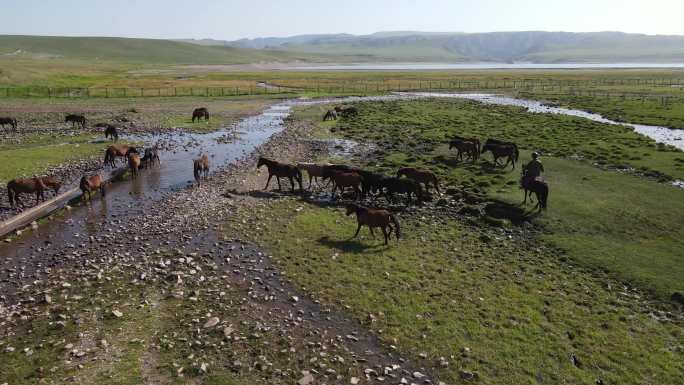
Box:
[0, 117, 17, 131]
[65, 114, 86, 128]
[95, 123, 119, 141]
[377, 176, 423, 206]
[257, 157, 303, 192]
[481, 142, 519, 169]
[192, 107, 209, 123]
[521, 169, 549, 211]
[357, 170, 387, 199]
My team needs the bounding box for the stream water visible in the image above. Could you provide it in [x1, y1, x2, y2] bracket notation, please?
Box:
[2, 93, 683, 259]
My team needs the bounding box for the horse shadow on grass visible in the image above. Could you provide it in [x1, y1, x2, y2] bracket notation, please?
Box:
[316, 235, 386, 253]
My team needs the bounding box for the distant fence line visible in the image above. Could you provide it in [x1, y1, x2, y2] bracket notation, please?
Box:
[3, 78, 684, 99]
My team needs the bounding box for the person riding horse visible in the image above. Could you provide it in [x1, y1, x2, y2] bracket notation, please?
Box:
[522, 152, 544, 185]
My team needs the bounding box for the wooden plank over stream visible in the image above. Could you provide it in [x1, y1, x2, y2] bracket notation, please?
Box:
[0, 168, 127, 239]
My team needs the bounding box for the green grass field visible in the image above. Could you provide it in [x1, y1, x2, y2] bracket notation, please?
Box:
[247, 97, 684, 384]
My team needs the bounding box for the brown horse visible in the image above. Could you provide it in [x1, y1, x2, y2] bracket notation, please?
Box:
[452, 135, 481, 153]
[297, 162, 332, 189]
[128, 153, 141, 178]
[103, 124, 119, 141]
[0, 117, 18, 131]
[192, 108, 209, 123]
[7, 178, 46, 208]
[65, 114, 86, 128]
[80, 175, 106, 200]
[481, 143, 519, 169]
[257, 157, 303, 192]
[449, 139, 479, 162]
[397, 167, 439, 193]
[345, 203, 401, 245]
[193, 154, 210, 186]
[39, 176, 62, 197]
[323, 110, 337, 121]
[141, 147, 161, 169]
[104, 145, 137, 167]
[330, 171, 363, 199]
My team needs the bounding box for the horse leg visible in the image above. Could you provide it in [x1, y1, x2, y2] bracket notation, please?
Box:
[276, 177, 282, 191]
[308, 175, 314, 190]
[353, 223, 362, 238]
[381, 226, 389, 245]
[264, 174, 273, 190]
[369, 227, 376, 238]
[289, 176, 295, 193]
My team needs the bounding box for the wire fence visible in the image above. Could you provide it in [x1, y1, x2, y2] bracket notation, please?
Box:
[3, 78, 684, 101]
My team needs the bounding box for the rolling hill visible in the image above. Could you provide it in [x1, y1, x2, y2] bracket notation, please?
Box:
[0, 35, 325, 64]
[225, 31, 684, 63]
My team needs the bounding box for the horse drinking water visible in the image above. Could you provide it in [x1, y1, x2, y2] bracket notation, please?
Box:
[65, 114, 86, 128]
[193, 154, 210, 186]
[80, 174, 106, 201]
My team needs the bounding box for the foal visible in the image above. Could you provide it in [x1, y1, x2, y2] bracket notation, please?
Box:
[345, 203, 401, 245]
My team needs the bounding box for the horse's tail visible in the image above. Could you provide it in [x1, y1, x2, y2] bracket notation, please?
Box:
[390, 214, 401, 240]
[103, 149, 110, 166]
[193, 163, 201, 183]
[539, 183, 548, 209]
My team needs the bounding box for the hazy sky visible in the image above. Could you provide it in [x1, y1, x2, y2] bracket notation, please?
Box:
[1, 0, 684, 39]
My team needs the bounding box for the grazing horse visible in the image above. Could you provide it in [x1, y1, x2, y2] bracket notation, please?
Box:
[65, 114, 86, 128]
[141, 147, 161, 169]
[193, 154, 210, 186]
[104, 145, 137, 167]
[323, 110, 337, 121]
[192, 108, 209, 123]
[481, 143, 519, 169]
[257, 157, 303, 192]
[39, 176, 62, 197]
[340, 106, 359, 118]
[377, 176, 423, 206]
[521, 169, 549, 211]
[0, 117, 17, 131]
[80, 175, 106, 200]
[128, 153, 141, 178]
[397, 167, 439, 193]
[297, 162, 332, 189]
[449, 139, 479, 162]
[345, 204, 401, 245]
[7, 178, 46, 208]
[452, 135, 481, 153]
[329, 171, 363, 199]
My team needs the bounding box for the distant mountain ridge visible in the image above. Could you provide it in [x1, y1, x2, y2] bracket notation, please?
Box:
[218, 31, 684, 63]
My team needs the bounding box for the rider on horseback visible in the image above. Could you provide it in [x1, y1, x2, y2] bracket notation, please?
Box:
[522, 152, 544, 187]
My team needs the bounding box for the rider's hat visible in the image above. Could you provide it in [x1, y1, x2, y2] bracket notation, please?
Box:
[532, 151, 540, 158]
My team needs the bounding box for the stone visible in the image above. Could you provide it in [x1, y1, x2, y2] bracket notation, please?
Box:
[112, 309, 123, 318]
[203, 317, 220, 328]
[298, 373, 314, 385]
[350, 377, 360, 384]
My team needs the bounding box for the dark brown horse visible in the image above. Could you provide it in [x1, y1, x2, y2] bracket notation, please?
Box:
[0, 117, 17, 131]
[104, 145, 138, 167]
[65, 114, 86, 128]
[449, 138, 479, 162]
[192, 108, 209, 123]
[297, 162, 332, 189]
[329, 171, 363, 199]
[521, 169, 549, 211]
[345, 204, 401, 245]
[397, 167, 439, 193]
[39, 176, 62, 197]
[140, 147, 161, 169]
[377, 176, 423, 206]
[7, 178, 46, 208]
[102, 124, 119, 141]
[257, 157, 302, 192]
[481, 142, 519, 169]
[193, 154, 210, 186]
[128, 153, 141, 178]
[323, 110, 337, 121]
[80, 175, 106, 200]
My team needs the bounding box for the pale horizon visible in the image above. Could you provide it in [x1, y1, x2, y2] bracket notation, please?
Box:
[2, 0, 684, 40]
